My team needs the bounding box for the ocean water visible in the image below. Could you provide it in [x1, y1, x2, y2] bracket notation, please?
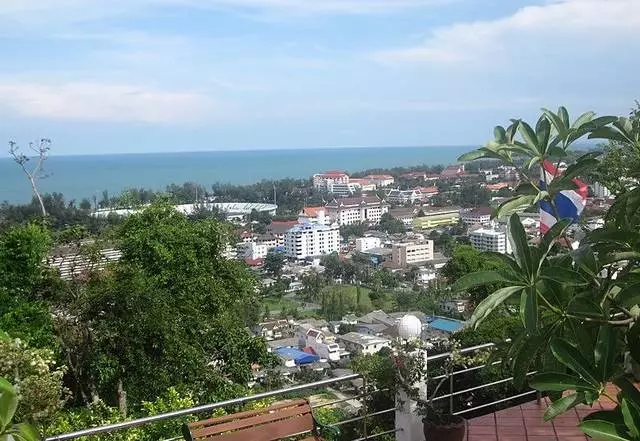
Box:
[0, 146, 472, 204]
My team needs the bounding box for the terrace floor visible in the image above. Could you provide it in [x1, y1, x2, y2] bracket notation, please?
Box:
[466, 385, 619, 441]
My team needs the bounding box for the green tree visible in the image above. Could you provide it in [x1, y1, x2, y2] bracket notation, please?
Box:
[377, 213, 405, 234]
[263, 252, 286, 279]
[59, 203, 271, 408]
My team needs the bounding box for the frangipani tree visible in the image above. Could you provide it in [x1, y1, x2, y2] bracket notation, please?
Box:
[454, 106, 640, 440]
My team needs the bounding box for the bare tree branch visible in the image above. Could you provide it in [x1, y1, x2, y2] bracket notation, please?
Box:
[8, 138, 51, 217]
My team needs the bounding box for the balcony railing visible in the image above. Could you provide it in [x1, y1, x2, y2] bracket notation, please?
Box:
[44, 341, 539, 441]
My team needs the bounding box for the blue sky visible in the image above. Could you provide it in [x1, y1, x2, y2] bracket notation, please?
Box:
[0, 0, 638, 156]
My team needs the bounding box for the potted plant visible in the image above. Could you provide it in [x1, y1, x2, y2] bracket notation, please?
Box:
[453, 106, 640, 440]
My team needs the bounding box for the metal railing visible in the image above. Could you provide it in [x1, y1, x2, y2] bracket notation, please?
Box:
[425, 340, 539, 417]
[45, 340, 538, 441]
[44, 374, 397, 441]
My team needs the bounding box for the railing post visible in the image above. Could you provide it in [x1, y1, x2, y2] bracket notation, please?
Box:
[362, 376, 368, 440]
[449, 372, 454, 414]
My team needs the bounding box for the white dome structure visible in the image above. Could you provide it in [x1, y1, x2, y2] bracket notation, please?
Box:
[398, 314, 422, 341]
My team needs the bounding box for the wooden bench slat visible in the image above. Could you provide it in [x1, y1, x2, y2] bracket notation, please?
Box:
[187, 399, 308, 429]
[191, 402, 312, 438]
[211, 413, 315, 441]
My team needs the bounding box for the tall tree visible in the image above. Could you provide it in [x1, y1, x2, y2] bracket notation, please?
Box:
[8, 139, 51, 217]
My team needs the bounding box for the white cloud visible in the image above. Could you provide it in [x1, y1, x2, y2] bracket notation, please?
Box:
[0, 81, 214, 124]
[371, 0, 640, 65]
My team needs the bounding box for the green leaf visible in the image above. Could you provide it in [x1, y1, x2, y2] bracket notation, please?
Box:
[615, 376, 640, 408]
[547, 145, 568, 158]
[494, 125, 507, 143]
[621, 398, 640, 438]
[572, 111, 596, 129]
[550, 338, 601, 387]
[470, 286, 525, 328]
[506, 119, 520, 143]
[614, 283, 640, 308]
[451, 270, 517, 292]
[540, 267, 588, 286]
[458, 149, 487, 162]
[600, 252, 640, 265]
[10, 423, 41, 441]
[542, 108, 568, 138]
[594, 325, 616, 380]
[588, 126, 632, 144]
[0, 381, 17, 433]
[580, 411, 631, 441]
[543, 392, 586, 421]
[530, 373, 596, 392]
[518, 120, 539, 151]
[494, 195, 538, 219]
[567, 298, 603, 318]
[627, 321, 640, 364]
[513, 182, 538, 196]
[508, 213, 533, 276]
[520, 288, 538, 333]
[483, 251, 521, 274]
[512, 334, 545, 389]
[572, 244, 599, 278]
[558, 106, 570, 129]
[536, 117, 551, 154]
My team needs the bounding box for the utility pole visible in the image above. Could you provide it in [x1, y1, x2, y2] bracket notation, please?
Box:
[273, 184, 277, 205]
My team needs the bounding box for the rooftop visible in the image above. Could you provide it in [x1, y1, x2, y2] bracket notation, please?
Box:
[325, 196, 385, 208]
[338, 332, 391, 346]
[465, 206, 494, 216]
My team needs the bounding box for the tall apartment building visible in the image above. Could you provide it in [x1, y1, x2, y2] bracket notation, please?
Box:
[312, 171, 349, 190]
[324, 196, 389, 226]
[391, 241, 434, 268]
[469, 228, 512, 254]
[284, 223, 340, 260]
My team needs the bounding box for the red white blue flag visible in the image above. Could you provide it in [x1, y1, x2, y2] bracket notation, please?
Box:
[539, 160, 588, 234]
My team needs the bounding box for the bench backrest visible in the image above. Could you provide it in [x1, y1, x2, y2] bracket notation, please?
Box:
[183, 399, 315, 441]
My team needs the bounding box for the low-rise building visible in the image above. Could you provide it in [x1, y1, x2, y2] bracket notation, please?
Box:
[391, 241, 434, 268]
[349, 178, 377, 192]
[386, 189, 422, 204]
[461, 207, 493, 226]
[240, 242, 269, 260]
[337, 332, 391, 355]
[312, 171, 349, 190]
[298, 207, 330, 225]
[364, 174, 395, 187]
[284, 223, 341, 260]
[440, 164, 465, 179]
[325, 196, 388, 226]
[416, 186, 439, 198]
[415, 267, 437, 286]
[413, 207, 461, 229]
[268, 220, 299, 246]
[440, 299, 470, 314]
[327, 182, 358, 196]
[388, 208, 416, 229]
[469, 227, 511, 254]
[355, 237, 382, 252]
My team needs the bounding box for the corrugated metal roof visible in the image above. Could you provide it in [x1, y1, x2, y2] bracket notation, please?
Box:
[274, 347, 320, 365]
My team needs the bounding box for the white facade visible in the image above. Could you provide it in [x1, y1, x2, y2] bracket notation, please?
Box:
[364, 175, 395, 187]
[386, 189, 423, 204]
[312, 171, 349, 190]
[592, 182, 612, 198]
[327, 182, 358, 196]
[469, 228, 512, 254]
[241, 242, 269, 260]
[284, 223, 341, 260]
[355, 237, 382, 252]
[338, 332, 391, 355]
[441, 299, 469, 314]
[325, 197, 389, 226]
[461, 208, 493, 226]
[392, 241, 434, 268]
[415, 267, 437, 286]
[296, 326, 341, 361]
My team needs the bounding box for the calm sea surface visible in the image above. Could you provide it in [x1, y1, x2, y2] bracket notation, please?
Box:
[0, 146, 472, 204]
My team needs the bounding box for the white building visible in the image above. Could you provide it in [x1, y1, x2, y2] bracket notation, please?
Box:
[284, 223, 341, 260]
[391, 241, 434, 268]
[337, 332, 391, 355]
[415, 267, 437, 286]
[461, 207, 493, 226]
[240, 242, 269, 260]
[440, 299, 470, 314]
[469, 228, 512, 254]
[295, 326, 342, 361]
[364, 174, 395, 187]
[298, 207, 330, 225]
[325, 196, 389, 226]
[355, 237, 382, 252]
[386, 189, 423, 204]
[592, 182, 612, 198]
[327, 182, 358, 196]
[349, 178, 377, 192]
[312, 171, 350, 190]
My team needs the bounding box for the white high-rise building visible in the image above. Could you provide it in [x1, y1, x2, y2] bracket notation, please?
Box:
[469, 228, 512, 254]
[284, 223, 340, 260]
[592, 182, 612, 198]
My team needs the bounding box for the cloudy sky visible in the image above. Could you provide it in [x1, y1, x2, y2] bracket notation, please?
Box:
[0, 0, 638, 155]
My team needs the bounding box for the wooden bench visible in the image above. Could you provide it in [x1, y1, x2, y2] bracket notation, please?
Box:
[182, 399, 338, 441]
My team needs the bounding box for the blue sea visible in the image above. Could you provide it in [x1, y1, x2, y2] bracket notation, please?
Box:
[0, 146, 472, 204]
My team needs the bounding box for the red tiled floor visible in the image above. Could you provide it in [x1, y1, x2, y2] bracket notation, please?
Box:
[465, 396, 599, 441]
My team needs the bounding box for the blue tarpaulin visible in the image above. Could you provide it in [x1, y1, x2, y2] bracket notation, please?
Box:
[274, 347, 320, 365]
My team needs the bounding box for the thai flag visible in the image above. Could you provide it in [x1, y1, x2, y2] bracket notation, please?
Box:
[539, 160, 588, 234]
